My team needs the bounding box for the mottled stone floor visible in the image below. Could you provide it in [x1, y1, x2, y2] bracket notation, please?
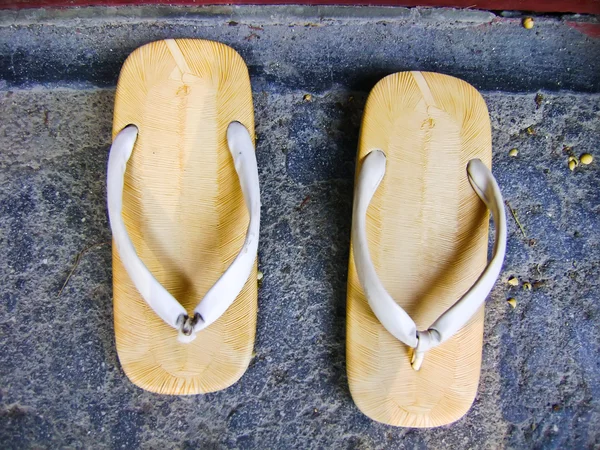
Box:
[1, 86, 598, 448]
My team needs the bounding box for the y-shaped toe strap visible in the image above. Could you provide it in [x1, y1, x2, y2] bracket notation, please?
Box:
[351, 150, 506, 370]
[107, 122, 260, 343]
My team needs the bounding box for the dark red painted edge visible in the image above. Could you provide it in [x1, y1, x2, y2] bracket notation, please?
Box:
[1, 0, 600, 14]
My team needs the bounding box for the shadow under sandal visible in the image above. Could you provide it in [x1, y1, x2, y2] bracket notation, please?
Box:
[107, 39, 260, 394]
[347, 71, 507, 427]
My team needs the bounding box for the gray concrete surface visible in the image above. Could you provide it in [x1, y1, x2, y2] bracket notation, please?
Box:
[1, 6, 600, 449]
[1, 6, 600, 92]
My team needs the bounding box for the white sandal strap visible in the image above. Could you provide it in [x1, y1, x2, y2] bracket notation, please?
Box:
[107, 122, 260, 343]
[352, 150, 507, 370]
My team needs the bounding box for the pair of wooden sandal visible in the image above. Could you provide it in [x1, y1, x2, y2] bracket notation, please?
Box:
[108, 39, 506, 427]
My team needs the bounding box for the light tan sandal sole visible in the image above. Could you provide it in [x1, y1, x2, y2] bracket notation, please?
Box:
[347, 71, 492, 427]
[112, 39, 256, 394]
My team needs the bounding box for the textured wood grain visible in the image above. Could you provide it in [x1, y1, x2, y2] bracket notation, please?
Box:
[112, 39, 256, 394]
[347, 71, 491, 427]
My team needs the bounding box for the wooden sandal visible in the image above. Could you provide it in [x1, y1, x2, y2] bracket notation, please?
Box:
[107, 39, 259, 394]
[347, 71, 507, 426]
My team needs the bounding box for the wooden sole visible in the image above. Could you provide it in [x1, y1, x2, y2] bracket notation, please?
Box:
[347, 71, 492, 427]
[112, 39, 256, 394]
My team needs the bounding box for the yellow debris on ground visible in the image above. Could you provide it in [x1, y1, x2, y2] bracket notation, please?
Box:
[569, 160, 577, 171]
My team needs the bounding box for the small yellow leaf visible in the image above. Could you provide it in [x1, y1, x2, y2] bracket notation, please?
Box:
[569, 160, 577, 171]
[580, 153, 593, 165]
[507, 298, 517, 308]
[523, 17, 534, 29]
[508, 276, 519, 286]
[509, 148, 519, 157]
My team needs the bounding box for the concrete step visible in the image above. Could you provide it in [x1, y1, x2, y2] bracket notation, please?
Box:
[1, 6, 599, 92]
